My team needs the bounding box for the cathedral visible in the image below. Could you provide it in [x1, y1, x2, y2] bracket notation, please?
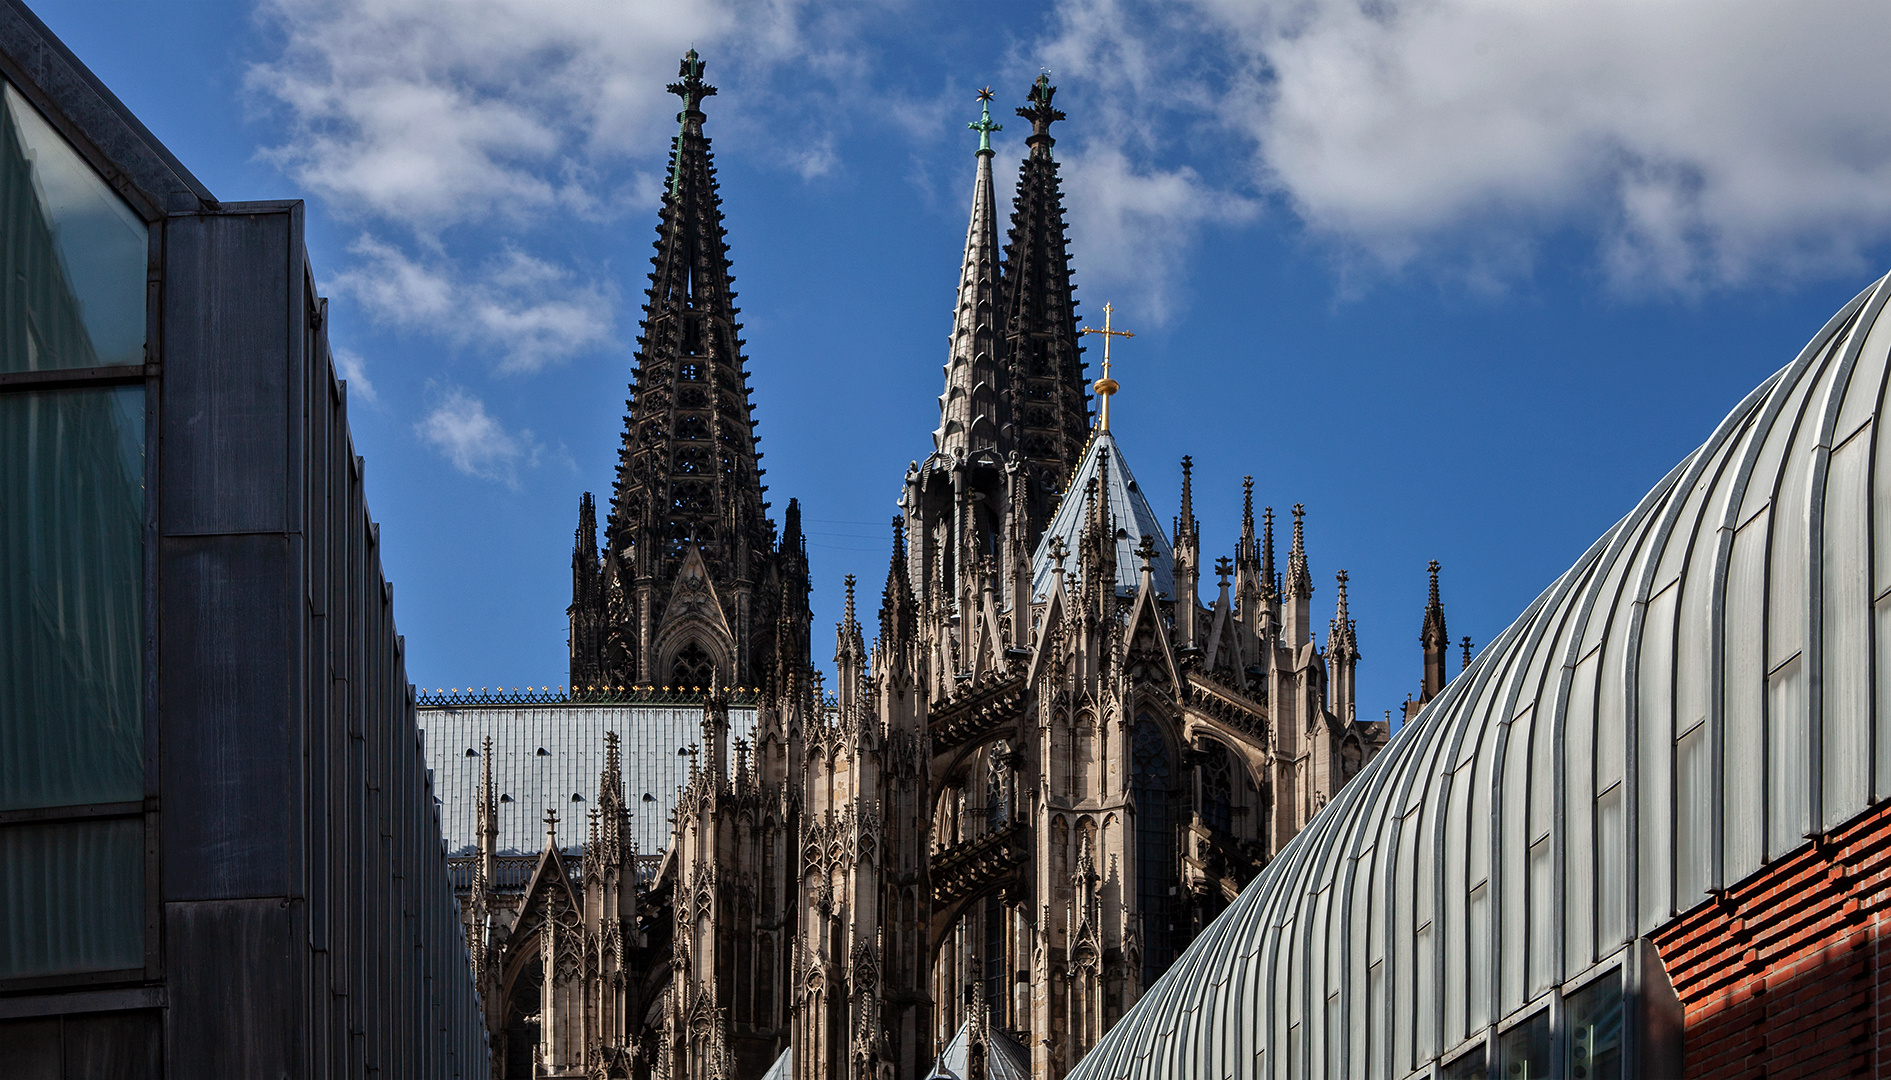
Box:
[435, 52, 1450, 1080]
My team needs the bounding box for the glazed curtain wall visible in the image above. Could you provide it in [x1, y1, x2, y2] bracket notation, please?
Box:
[1070, 272, 1891, 1079]
[0, 77, 149, 981]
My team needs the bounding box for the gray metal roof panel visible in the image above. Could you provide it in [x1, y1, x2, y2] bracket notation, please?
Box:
[419, 704, 757, 856]
[1030, 430, 1175, 601]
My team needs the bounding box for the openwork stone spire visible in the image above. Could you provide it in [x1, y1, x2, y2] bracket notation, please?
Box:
[933, 88, 1008, 461]
[1003, 74, 1088, 536]
[570, 50, 807, 691]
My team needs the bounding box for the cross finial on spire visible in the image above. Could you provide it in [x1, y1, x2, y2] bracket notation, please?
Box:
[1018, 72, 1066, 153]
[1428, 559, 1442, 606]
[1215, 556, 1233, 585]
[544, 808, 559, 848]
[667, 49, 717, 119]
[1462, 635, 1473, 670]
[1078, 302, 1134, 431]
[970, 87, 1002, 156]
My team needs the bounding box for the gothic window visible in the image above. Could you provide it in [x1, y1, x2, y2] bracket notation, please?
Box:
[984, 896, 1007, 1028]
[503, 958, 543, 1078]
[1203, 741, 1234, 834]
[679, 361, 702, 381]
[1130, 716, 1175, 988]
[1072, 719, 1094, 800]
[987, 743, 1012, 828]
[670, 481, 709, 514]
[642, 419, 668, 445]
[682, 316, 701, 355]
[678, 386, 708, 409]
[678, 415, 708, 441]
[762, 829, 777, 913]
[670, 641, 713, 688]
[674, 447, 708, 475]
[1341, 736, 1363, 780]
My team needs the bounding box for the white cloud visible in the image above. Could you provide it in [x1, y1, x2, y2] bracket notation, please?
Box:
[1059, 146, 1257, 322]
[414, 385, 540, 485]
[329, 234, 616, 372]
[331, 345, 377, 402]
[249, 0, 735, 228]
[1042, 0, 1891, 293]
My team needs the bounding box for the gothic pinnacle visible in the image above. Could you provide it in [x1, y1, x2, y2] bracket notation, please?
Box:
[1287, 503, 1313, 598]
[1260, 506, 1277, 600]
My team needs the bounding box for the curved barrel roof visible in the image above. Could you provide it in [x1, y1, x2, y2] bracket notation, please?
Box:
[1071, 272, 1891, 1078]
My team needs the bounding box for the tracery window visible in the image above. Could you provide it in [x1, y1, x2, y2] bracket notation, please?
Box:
[1202, 741, 1234, 834]
[670, 641, 713, 688]
[1130, 716, 1175, 987]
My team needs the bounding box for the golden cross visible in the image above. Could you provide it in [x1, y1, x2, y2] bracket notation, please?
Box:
[1078, 302, 1134, 431]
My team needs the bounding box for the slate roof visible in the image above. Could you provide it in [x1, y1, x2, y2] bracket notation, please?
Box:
[419, 704, 757, 856]
[1029, 430, 1174, 601]
[926, 1022, 1032, 1080]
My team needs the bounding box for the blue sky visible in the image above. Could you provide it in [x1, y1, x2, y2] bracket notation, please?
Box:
[32, 0, 1891, 723]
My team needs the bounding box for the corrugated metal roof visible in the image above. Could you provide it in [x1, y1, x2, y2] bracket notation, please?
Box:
[759, 1049, 791, 1080]
[1069, 272, 1891, 1078]
[418, 704, 756, 856]
[1030, 430, 1175, 601]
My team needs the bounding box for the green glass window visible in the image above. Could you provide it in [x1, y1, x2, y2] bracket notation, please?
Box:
[0, 77, 149, 982]
[2, 82, 148, 373]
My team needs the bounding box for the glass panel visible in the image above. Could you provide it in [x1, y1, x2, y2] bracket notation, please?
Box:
[1877, 595, 1891, 800]
[1528, 837, 1552, 997]
[0, 818, 144, 977]
[1367, 959, 1384, 1080]
[1468, 881, 1490, 1030]
[1768, 655, 1808, 856]
[1441, 1044, 1486, 1080]
[1675, 722, 1711, 907]
[1638, 585, 1676, 932]
[1565, 654, 1597, 976]
[1725, 510, 1768, 880]
[1596, 783, 1625, 951]
[1, 84, 147, 373]
[0, 386, 145, 810]
[1565, 968, 1624, 1080]
[1824, 432, 1872, 827]
[1497, 1009, 1551, 1080]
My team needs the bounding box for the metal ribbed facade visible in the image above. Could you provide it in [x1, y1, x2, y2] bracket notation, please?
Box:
[1072, 273, 1891, 1078]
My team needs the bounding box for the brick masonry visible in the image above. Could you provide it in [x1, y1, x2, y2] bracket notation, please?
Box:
[1652, 800, 1891, 1079]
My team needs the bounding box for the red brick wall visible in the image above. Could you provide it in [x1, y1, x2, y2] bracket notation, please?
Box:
[1651, 800, 1891, 1079]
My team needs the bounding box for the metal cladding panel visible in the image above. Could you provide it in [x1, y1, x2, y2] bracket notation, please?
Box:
[1029, 430, 1176, 600]
[160, 210, 290, 536]
[418, 704, 759, 856]
[1067, 272, 1891, 1080]
[158, 533, 291, 902]
[163, 899, 298, 1077]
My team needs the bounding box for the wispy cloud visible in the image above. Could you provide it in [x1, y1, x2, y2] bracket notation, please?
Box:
[248, 0, 732, 228]
[331, 345, 377, 402]
[414, 385, 540, 485]
[329, 235, 617, 373]
[1038, 0, 1891, 294]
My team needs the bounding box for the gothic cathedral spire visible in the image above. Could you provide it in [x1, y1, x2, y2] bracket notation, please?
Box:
[933, 89, 1008, 461]
[570, 50, 807, 692]
[1003, 74, 1089, 539]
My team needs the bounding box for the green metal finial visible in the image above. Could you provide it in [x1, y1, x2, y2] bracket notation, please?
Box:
[969, 87, 1001, 156]
[665, 49, 718, 199]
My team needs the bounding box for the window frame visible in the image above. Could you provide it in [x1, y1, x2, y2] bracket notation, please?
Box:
[0, 69, 162, 995]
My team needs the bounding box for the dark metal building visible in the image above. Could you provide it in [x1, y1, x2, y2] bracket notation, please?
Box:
[0, 2, 487, 1074]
